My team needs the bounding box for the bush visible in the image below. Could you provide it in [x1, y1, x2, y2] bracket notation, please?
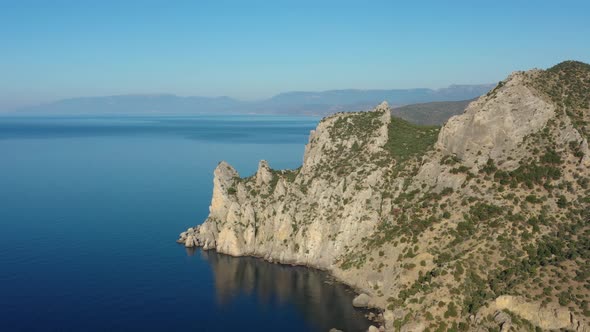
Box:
[450, 166, 471, 174]
[541, 149, 562, 164]
[481, 159, 498, 174]
[557, 195, 567, 208]
[470, 203, 503, 221]
[444, 301, 458, 318]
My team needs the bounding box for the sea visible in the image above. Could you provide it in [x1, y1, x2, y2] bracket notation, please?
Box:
[0, 115, 372, 332]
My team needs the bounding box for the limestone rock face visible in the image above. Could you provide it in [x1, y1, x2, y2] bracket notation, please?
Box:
[368, 326, 380, 332]
[400, 321, 425, 332]
[301, 102, 391, 174]
[255, 160, 273, 186]
[184, 103, 394, 270]
[493, 311, 512, 332]
[415, 69, 588, 191]
[209, 161, 239, 221]
[437, 72, 556, 171]
[494, 295, 588, 331]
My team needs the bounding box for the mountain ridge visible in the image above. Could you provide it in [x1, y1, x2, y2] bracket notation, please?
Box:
[178, 60, 590, 331]
[11, 84, 493, 116]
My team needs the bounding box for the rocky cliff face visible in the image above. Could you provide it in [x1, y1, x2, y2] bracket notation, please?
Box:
[437, 71, 557, 170]
[180, 101, 395, 269]
[179, 61, 590, 332]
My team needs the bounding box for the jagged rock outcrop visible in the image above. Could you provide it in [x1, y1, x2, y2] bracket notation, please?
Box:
[182, 102, 394, 269]
[179, 61, 590, 331]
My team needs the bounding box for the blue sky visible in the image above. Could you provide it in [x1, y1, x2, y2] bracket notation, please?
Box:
[1, 0, 589, 110]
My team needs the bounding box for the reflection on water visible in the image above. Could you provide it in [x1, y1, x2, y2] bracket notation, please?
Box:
[186, 248, 371, 332]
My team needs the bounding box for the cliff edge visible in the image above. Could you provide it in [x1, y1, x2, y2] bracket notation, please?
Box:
[179, 61, 590, 332]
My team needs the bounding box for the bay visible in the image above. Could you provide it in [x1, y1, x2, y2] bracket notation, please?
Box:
[0, 115, 371, 332]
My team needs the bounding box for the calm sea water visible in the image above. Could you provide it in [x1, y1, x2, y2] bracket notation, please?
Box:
[0, 116, 371, 332]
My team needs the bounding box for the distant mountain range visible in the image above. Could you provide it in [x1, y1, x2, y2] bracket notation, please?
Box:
[11, 84, 493, 116]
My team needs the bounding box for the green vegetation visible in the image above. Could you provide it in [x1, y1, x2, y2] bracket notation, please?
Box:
[444, 301, 459, 318]
[391, 99, 474, 126]
[384, 116, 440, 166]
[469, 203, 503, 222]
[330, 110, 384, 141]
[529, 61, 590, 138]
[491, 151, 563, 189]
[450, 165, 471, 174]
[540, 149, 562, 164]
[340, 251, 367, 270]
[486, 80, 505, 99]
[441, 155, 461, 166]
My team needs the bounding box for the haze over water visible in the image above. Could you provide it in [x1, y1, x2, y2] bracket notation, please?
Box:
[0, 116, 371, 332]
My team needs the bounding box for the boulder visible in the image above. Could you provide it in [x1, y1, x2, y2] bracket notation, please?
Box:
[352, 293, 371, 308]
[383, 310, 395, 329]
[494, 311, 512, 332]
[400, 321, 426, 332]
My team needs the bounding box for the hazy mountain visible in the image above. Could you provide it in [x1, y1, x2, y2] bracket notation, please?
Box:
[14, 94, 243, 116]
[249, 84, 493, 115]
[12, 84, 493, 116]
[267, 84, 492, 106]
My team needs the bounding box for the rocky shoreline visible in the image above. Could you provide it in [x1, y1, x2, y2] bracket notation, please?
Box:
[178, 231, 387, 329]
[178, 62, 590, 332]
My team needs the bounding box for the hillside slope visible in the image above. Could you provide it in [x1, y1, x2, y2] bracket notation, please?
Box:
[391, 99, 474, 126]
[179, 61, 590, 331]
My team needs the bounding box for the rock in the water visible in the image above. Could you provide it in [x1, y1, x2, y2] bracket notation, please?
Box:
[328, 329, 343, 332]
[367, 326, 379, 332]
[184, 235, 195, 248]
[353, 293, 371, 308]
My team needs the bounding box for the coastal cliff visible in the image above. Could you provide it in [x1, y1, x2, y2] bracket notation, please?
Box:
[179, 61, 590, 331]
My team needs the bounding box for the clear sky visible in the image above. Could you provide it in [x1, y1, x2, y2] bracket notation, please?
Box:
[1, 0, 589, 110]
